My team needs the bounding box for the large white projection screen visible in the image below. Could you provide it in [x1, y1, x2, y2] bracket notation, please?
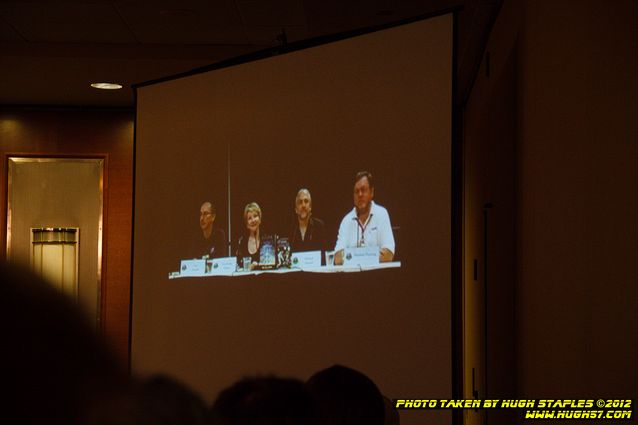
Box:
[133, 13, 453, 425]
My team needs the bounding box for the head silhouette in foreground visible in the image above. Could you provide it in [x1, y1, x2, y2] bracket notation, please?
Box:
[0, 262, 131, 425]
[306, 364, 386, 425]
[134, 373, 209, 425]
[210, 375, 318, 425]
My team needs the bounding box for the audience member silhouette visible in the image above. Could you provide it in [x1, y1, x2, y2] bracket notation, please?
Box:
[0, 262, 132, 425]
[134, 373, 209, 425]
[382, 395, 401, 425]
[210, 376, 318, 425]
[306, 365, 386, 425]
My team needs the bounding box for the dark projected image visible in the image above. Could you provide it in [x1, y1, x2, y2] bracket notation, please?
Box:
[133, 14, 453, 417]
[172, 171, 399, 278]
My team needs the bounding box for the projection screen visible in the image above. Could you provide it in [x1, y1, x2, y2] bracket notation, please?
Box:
[133, 12, 454, 425]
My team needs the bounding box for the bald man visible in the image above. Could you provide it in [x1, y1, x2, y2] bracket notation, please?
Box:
[290, 189, 326, 254]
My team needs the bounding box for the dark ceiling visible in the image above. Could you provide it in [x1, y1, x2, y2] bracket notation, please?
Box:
[0, 0, 501, 107]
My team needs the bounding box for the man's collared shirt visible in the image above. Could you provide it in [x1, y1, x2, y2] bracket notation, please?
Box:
[334, 201, 395, 254]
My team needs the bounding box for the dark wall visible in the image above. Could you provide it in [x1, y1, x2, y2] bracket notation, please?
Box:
[0, 108, 134, 363]
[515, 0, 638, 400]
[463, 1, 638, 421]
[462, 2, 519, 424]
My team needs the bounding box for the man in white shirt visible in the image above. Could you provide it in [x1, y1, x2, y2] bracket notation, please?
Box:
[334, 171, 395, 265]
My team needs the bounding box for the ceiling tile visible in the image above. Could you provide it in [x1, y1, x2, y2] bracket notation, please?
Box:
[0, 0, 465, 106]
[303, 0, 459, 34]
[0, 55, 218, 106]
[115, 0, 248, 44]
[0, 15, 23, 41]
[244, 25, 310, 46]
[238, 0, 306, 26]
[0, 2, 135, 43]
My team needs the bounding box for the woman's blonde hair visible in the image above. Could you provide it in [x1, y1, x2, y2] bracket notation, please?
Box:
[243, 202, 262, 222]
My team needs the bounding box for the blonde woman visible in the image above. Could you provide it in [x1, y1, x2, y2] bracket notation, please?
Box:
[236, 202, 262, 269]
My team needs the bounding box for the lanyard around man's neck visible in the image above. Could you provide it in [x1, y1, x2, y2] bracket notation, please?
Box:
[356, 212, 372, 247]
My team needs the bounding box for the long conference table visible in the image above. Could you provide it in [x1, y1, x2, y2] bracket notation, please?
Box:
[169, 261, 401, 279]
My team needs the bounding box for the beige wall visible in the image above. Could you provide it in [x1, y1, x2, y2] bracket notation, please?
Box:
[464, 1, 638, 421]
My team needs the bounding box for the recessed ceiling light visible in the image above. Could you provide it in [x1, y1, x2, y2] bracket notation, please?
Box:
[91, 82, 123, 90]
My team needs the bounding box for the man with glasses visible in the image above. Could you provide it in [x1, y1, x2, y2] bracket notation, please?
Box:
[199, 201, 226, 258]
[334, 171, 395, 265]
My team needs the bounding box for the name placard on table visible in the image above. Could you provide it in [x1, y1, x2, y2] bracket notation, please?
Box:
[291, 250, 322, 269]
[170, 254, 400, 279]
[206, 256, 237, 276]
[343, 246, 379, 267]
[180, 259, 207, 276]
